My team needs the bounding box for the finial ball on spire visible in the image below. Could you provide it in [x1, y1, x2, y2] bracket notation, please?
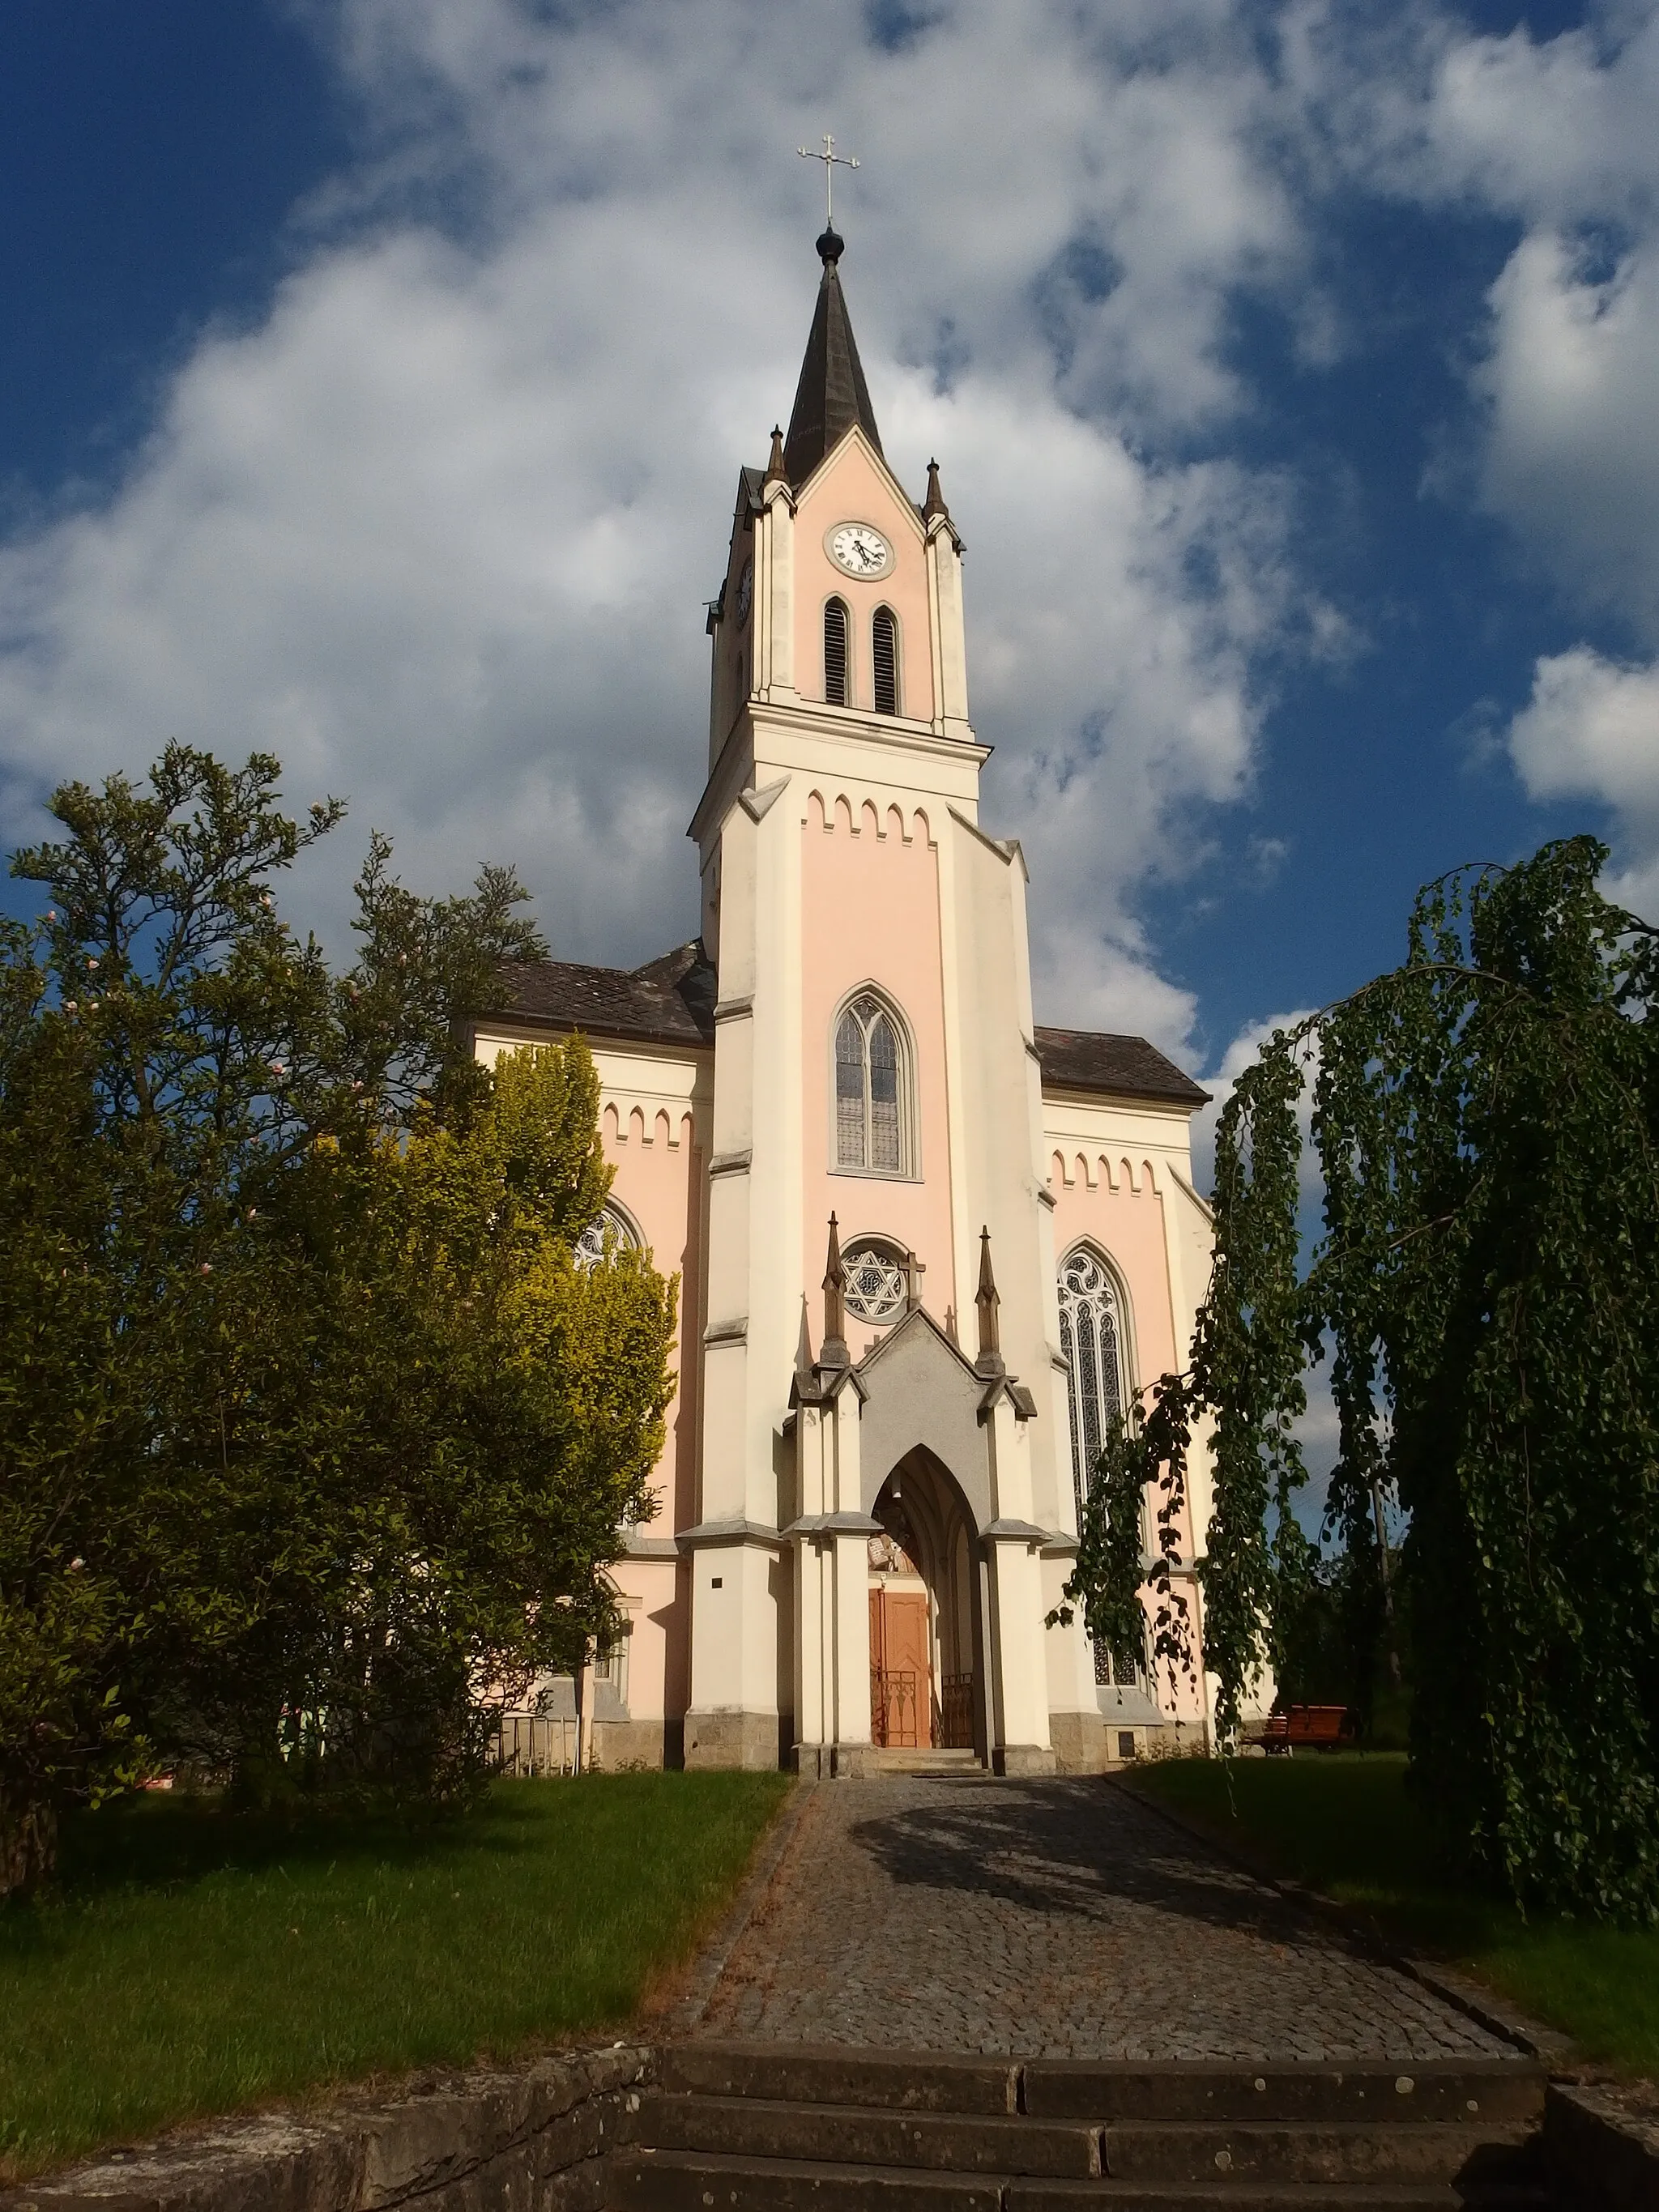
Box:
[817, 227, 845, 264]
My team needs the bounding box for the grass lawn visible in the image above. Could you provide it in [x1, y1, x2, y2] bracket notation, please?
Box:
[0, 1770, 791, 2183]
[1128, 1754, 1659, 2077]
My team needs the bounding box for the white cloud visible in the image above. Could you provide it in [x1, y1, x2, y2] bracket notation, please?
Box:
[1478, 232, 1659, 639]
[0, 0, 1324, 1038]
[1288, 2, 1659, 639]
[1507, 645, 1659, 913]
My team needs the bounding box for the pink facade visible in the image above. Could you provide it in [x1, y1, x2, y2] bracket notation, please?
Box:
[791, 443, 936, 722]
[1047, 1153, 1180, 1384]
[800, 795, 957, 1359]
[601, 1096, 704, 1533]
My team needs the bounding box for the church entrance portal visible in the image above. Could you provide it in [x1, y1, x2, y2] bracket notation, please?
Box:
[868, 1450, 979, 1753]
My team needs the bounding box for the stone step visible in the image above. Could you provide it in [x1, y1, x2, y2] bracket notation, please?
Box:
[1023, 2063, 1546, 2129]
[630, 2096, 1536, 2190]
[664, 2048, 1546, 2129]
[1098, 2120, 1537, 2187]
[608, 2146, 1470, 2210]
[612, 2148, 1004, 2210]
[661, 2046, 1021, 2116]
[859, 1748, 986, 1775]
[631, 2091, 1098, 2176]
[1012, 2184, 1545, 2211]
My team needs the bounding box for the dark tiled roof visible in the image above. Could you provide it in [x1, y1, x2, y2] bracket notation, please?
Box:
[486, 942, 715, 1051]
[1034, 1026, 1210, 1110]
[484, 950, 1205, 1109]
[783, 234, 883, 487]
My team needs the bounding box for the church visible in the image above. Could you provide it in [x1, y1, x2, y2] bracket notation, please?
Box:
[471, 225, 1219, 1776]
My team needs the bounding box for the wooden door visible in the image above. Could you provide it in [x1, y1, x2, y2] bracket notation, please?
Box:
[869, 1588, 932, 1748]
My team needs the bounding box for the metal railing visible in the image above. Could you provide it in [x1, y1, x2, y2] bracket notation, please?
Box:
[494, 1711, 579, 1777]
[936, 1673, 975, 1750]
[870, 1668, 920, 1749]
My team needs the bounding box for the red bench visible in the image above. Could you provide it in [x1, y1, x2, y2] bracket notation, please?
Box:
[1245, 1703, 1358, 1753]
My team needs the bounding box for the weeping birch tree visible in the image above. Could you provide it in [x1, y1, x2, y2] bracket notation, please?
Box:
[1063, 837, 1659, 1919]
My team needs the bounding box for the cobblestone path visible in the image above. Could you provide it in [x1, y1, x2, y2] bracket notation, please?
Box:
[695, 1775, 1517, 2064]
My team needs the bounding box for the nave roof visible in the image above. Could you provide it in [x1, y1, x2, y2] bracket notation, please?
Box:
[484, 944, 1207, 1107]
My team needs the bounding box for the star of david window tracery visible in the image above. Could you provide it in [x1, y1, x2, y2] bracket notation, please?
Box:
[574, 1204, 641, 1272]
[841, 1241, 909, 1325]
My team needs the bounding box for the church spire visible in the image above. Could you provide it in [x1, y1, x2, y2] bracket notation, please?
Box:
[783, 230, 883, 488]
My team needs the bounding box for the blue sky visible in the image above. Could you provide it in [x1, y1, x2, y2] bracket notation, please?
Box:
[2, 0, 1657, 1089]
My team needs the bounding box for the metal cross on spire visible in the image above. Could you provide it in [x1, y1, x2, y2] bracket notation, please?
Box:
[798, 133, 859, 227]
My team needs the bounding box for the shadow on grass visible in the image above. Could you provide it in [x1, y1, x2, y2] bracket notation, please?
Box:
[0, 1771, 792, 2184]
[49, 1788, 547, 1894]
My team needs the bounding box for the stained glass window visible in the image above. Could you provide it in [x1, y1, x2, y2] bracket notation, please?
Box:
[1056, 1246, 1138, 1685]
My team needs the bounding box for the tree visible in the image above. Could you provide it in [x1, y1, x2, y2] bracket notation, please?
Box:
[1060, 838, 1659, 1918]
[0, 748, 676, 1890]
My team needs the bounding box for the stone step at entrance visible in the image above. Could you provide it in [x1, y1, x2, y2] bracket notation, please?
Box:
[608, 2044, 1553, 2212]
[859, 1747, 985, 1775]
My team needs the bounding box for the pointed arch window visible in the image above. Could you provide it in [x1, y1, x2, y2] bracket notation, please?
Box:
[872, 606, 899, 716]
[1057, 1245, 1140, 1686]
[824, 598, 849, 706]
[1057, 1245, 1130, 1520]
[834, 991, 914, 1176]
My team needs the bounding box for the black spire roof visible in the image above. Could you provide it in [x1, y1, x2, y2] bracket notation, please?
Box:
[783, 228, 883, 486]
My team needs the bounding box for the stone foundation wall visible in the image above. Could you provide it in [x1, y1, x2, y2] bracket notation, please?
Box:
[681, 1708, 781, 1769]
[590, 1717, 668, 1770]
[1, 2046, 651, 2212]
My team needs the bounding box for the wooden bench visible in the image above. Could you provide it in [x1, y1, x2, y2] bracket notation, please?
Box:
[1245, 1703, 1357, 1753]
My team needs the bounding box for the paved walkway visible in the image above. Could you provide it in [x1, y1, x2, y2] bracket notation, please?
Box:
[694, 1775, 1517, 2065]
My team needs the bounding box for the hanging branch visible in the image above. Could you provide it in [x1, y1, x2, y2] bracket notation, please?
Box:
[1061, 836, 1659, 1917]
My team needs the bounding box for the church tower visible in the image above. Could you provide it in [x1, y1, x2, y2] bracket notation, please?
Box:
[473, 227, 1219, 1776]
[689, 223, 1110, 1775]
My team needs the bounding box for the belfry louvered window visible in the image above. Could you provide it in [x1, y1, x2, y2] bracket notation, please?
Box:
[834, 993, 909, 1174]
[824, 598, 849, 705]
[872, 607, 898, 716]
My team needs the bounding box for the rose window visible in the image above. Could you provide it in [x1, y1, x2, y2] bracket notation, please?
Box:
[842, 1242, 908, 1324]
[574, 1205, 640, 1271]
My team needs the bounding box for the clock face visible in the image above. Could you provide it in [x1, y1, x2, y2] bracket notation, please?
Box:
[827, 522, 893, 579]
[736, 559, 753, 624]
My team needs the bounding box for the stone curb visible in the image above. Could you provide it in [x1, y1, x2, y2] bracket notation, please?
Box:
[651, 1778, 816, 2038]
[1546, 2081, 1659, 2212]
[0, 2044, 652, 2212]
